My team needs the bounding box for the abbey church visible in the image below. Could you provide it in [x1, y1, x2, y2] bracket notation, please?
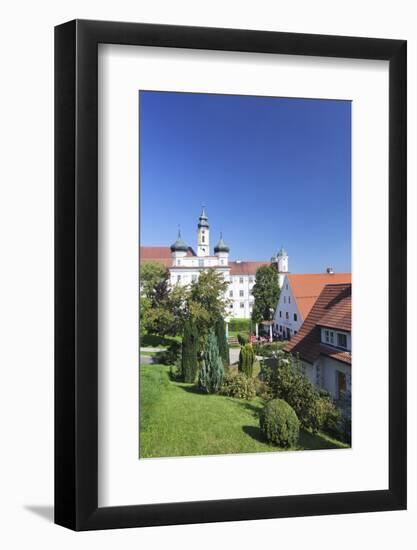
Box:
[140, 208, 288, 319]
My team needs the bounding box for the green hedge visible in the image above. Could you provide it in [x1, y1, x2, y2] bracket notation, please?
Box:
[228, 318, 251, 333]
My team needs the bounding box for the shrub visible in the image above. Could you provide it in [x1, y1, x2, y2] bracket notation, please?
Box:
[159, 340, 181, 366]
[254, 379, 273, 401]
[221, 372, 256, 399]
[238, 343, 255, 377]
[335, 390, 352, 444]
[259, 399, 300, 447]
[215, 317, 230, 366]
[199, 330, 224, 393]
[237, 333, 249, 346]
[181, 317, 199, 383]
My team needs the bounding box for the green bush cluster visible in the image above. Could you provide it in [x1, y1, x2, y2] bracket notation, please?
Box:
[261, 354, 341, 434]
[253, 341, 284, 357]
[221, 372, 256, 400]
[238, 343, 255, 377]
[159, 340, 181, 366]
[259, 399, 300, 447]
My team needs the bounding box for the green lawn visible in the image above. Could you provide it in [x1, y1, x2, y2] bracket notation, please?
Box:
[139, 364, 348, 459]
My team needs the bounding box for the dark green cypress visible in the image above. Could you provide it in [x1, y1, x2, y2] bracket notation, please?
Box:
[181, 317, 199, 383]
[199, 330, 224, 393]
[215, 316, 230, 366]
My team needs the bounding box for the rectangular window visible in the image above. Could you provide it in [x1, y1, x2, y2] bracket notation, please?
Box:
[284, 296, 286, 304]
[239, 290, 244, 297]
[177, 259, 181, 266]
[324, 330, 334, 344]
[229, 290, 233, 297]
[337, 333, 348, 349]
[294, 313, 297, 321]
[239, 277, 244, 284]
[192, 274, 197, 282]
[285, 312, 289, 320]
[198, 259, 204, 267]
[249, 276, 254, 283]
[279, 311, 282, 318]
[279, 325, 282, 332]
[289, 296, 291, 304]
[176, 275, 181, 283]
[240, 302, 245, 308]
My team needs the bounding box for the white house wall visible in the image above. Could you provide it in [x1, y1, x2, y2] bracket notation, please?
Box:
[321, 356, 352, 400]
[273, 275, 302, 337]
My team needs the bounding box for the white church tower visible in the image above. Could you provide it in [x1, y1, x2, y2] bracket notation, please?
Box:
[197, 207, 210, 257]
[276, 246, 289, 288]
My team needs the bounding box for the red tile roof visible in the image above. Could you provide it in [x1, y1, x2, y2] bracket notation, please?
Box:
[287, 273, 351, 320]
[140, 246, 195, 267]
[284, 283, 351, 365]
[229, 261, 270, 276]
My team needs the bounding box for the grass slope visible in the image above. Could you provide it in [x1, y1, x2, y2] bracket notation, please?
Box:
[140, 364, 348, 458]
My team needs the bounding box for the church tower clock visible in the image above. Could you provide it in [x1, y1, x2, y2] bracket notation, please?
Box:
[197, 207, 209, 257]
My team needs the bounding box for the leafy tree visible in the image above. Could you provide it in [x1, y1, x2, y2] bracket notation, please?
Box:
[187, 269, 229, 343]
[181, 317, 199, 383]
[215, 316, 230, 366]
[199, 330, 224, 394]
[238, 343, 255, 378]
[251, 264, 280, 323]
[140, 262, 170, 304]
[140, 262, 188, 337]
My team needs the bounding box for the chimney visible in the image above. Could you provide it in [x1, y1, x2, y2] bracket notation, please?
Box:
[326, 267, 334, 274]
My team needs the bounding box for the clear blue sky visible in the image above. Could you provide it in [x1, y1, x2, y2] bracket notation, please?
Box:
[139, 91, 351, 273]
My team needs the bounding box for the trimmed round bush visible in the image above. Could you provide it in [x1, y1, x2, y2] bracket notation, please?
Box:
[259, 399, 300, 447]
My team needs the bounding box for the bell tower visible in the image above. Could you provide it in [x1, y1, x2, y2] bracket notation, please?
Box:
[276, 246, 289, 288]
[197, 207, 209, 257]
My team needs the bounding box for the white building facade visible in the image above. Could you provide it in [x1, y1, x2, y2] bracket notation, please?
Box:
[273, 274, 301, 339]
[144, 209, 289, 320]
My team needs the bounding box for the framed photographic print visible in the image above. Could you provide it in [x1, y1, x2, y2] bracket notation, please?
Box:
[55, 20, 407, 530]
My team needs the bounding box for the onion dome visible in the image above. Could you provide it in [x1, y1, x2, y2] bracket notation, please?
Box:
[170, 229, 188, 252]
[277, 246, 287, 257]
[198, 206, 209, 228]
[214, 233, 230, 254]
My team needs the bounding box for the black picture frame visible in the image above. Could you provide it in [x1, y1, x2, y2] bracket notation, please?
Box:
[55, 19, 407, 531]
